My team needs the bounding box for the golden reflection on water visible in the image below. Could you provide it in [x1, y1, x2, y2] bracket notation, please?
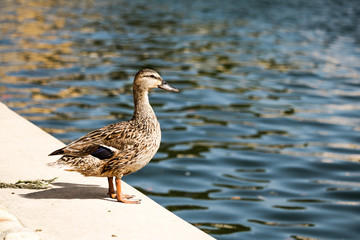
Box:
[0, 0, 73, 82]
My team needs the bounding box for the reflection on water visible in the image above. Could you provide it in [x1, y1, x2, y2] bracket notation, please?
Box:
[1, 0, 360, 239]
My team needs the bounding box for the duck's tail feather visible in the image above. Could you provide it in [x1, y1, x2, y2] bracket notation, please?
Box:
[48, 148, 65, 156]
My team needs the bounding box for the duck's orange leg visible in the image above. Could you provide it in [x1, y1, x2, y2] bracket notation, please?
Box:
[107, 177, 116, 199]
[115, 177, 141, 204]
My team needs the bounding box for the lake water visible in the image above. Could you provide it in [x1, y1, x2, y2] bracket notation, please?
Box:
[1, 0, 360, 239]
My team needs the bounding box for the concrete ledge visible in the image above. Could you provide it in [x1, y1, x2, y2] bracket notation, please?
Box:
[0, 102, 214, 240]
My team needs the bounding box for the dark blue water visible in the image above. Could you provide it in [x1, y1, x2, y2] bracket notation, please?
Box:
[1, 0, 360, 239]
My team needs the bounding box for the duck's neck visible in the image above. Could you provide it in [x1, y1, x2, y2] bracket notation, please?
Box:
[132, 89, 157, 122]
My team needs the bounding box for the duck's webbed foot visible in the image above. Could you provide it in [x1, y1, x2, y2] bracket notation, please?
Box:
[117, 193, 141, 204]
[107, 177, 116, 199]
[108, 192, 116, 199]
[115, 177, 141, 204]
[107, 177, 141, 203]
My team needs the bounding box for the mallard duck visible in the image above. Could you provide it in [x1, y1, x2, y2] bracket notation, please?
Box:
[49, 69, 179, 204]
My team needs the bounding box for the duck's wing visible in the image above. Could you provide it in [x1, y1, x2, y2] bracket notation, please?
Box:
[49, 122, 136, 160]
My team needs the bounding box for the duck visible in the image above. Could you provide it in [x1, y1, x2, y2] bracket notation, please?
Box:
[49, 69, 179, 204]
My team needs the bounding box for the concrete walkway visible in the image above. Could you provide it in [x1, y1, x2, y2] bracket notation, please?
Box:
[0, 102, 214, 240]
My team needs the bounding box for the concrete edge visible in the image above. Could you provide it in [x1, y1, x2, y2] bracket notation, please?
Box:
[0, 102, 215, 240]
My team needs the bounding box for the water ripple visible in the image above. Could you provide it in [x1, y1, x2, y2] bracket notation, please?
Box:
[1, 0, 360, 239]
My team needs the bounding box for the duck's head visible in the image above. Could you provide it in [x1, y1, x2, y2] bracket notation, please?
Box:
[134, 69, 179, 93]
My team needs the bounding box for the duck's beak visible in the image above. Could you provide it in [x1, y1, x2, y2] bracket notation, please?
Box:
[158, 80, 179, 92]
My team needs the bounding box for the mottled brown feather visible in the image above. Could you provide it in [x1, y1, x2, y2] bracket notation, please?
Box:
[48, 69, 177, 179]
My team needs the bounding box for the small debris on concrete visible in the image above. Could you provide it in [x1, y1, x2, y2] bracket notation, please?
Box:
[0, 178, 57, 190]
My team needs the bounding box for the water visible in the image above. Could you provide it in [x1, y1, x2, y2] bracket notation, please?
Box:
[1, 0, 360, 239]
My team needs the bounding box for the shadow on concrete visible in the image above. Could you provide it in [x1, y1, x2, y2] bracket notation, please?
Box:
[22, 182, 109, 200]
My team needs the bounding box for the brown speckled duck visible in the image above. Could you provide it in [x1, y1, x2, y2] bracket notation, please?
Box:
[49, 69, 179, 204]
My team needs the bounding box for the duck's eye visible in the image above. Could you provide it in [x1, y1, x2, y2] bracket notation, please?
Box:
[150, 74, 155, 78]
